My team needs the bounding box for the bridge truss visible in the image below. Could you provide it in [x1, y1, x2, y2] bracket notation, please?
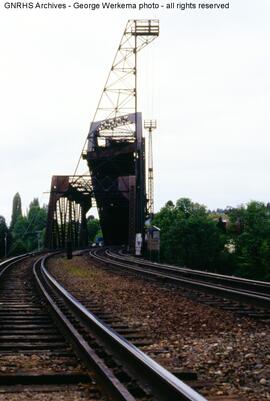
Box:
[45, 20, 159, 251]
[45, 175, 93, 249]
[84, 19, 159, 250]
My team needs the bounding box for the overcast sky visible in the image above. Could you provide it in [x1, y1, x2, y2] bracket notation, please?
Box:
[0, 0, 270, 223]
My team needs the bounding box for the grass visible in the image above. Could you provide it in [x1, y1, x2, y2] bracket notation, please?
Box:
[57, 257, 96, 279]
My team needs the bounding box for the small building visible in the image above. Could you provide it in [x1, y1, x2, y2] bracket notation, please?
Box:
[145, 225, 160, 260]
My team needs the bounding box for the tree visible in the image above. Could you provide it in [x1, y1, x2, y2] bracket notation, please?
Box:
[10, 215, 29, 255]
[25, 199, 47, 251]
[0, 216, 11, 257]
[10, 193, 22, 230]
[153, 198, 270, 280]
[10, 239, 28, 256]
[152, 198, 226, 271]
[87, 217, 101, 242]
[227, 201, 270, 280]
[10, 197, 47, 253]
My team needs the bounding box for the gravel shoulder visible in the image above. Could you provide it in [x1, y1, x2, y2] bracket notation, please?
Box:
[48, 254, 270, 401]
[0, 388, 99, 401]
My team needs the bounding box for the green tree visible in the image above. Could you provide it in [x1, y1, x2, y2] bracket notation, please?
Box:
[227, 201, 270, 280]
[25, 199, 47, 251]
[152, 198, 226, 271]
[87, 217, 101, 242]
[0, 216, 11, 257]
[12, 215, 28, 240]
[10, 192, 22, 230]
[11, 215, 29, 254]
[11, 239, 28, 256]
[10, 198, 47, 253]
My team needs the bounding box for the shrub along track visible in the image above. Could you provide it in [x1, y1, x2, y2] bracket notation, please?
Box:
[47, 252, 270, 401]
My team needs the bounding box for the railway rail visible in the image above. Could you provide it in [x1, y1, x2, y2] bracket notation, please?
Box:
[47, 250, 268, 401]
[0, 254, 102, 400]
[89, 247, 270, 317]
[0, 253, 211, 401]
[0, 253, 30, 276]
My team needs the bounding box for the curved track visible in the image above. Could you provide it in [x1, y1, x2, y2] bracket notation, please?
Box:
[0, 254, 209, 401]
[0, 254, 102, 399]
[89, 248, 270, 313]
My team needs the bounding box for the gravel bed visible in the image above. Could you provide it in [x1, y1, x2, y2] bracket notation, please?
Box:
[0, 387, 99, 401]
[0, 354, 83, 374]
[48, 254, 270, 401]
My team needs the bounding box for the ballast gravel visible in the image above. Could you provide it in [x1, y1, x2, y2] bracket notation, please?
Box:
[48, 254, 270, 401]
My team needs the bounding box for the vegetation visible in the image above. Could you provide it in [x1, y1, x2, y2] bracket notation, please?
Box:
[153, 198, 270, 281]
[0, 194, 48, 256]
[10, 192, 22, 230]
[0, 216, 11, 257]
[87, 216, 101, 243]
[1, 194, 102, 257]
[10, 196, 47, 255]
[227, 201, 270, 280]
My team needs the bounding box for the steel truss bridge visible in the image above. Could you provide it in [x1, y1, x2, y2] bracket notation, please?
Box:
[45, 20, 159, 252]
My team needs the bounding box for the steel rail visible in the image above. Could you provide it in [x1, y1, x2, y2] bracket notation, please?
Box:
[107, 248, 270, 294]
[0, 253, 131, 399]
[0, 253, 30, 278]
[90, 249, 270, 309]
[33, 255, 136, 401]
[39, 254, 208, 401]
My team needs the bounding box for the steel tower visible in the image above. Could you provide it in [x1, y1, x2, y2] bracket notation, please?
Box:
[83, 20, 159, 250]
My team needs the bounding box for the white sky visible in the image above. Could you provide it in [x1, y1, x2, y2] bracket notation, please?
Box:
[0, 0, 270, 223]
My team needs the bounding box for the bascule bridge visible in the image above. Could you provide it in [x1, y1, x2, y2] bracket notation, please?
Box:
[45, 19, 159, 252]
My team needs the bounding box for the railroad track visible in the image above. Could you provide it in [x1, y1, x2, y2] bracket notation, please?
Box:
[0, 253, 29, 276]
[89, 247, 270, 320]
[0, 254, 101, 399]
[0, 253, 213, 401]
